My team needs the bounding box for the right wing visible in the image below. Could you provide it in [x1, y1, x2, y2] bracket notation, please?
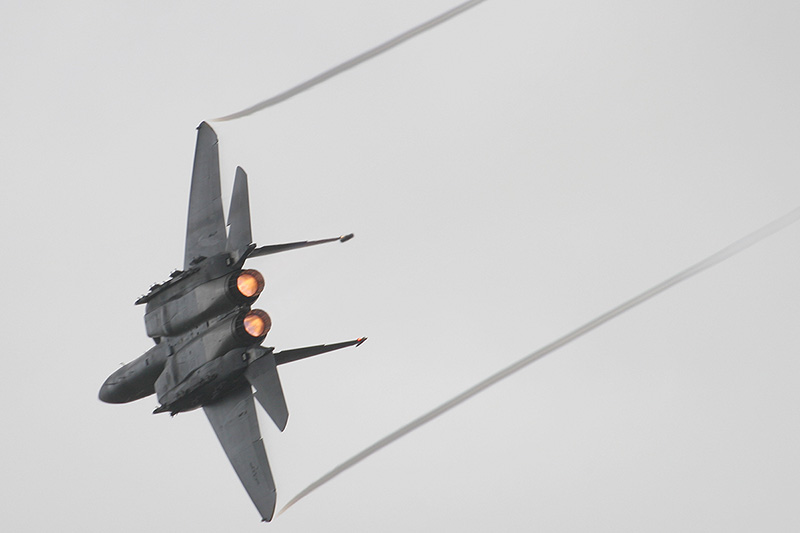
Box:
[184, 122, 227, 269]
[203, 385, 276, 522]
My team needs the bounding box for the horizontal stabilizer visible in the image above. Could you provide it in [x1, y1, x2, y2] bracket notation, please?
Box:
[274, 337, 366, 366]
[249, 233, 353, 259]
[244, 348, 289, 431]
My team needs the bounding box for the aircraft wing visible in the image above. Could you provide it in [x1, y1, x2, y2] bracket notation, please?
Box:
[184, 122, 227, 269]
[203, 384, 277, 522]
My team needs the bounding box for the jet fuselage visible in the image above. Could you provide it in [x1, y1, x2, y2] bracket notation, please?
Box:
[99, 257, 269, 414]
[99, 122, 363, 521]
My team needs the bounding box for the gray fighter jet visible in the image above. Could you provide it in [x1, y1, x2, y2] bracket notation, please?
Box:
[99, 122, 364, 522]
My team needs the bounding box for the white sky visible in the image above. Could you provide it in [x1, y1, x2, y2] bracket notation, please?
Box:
[2, 1, 799, 531]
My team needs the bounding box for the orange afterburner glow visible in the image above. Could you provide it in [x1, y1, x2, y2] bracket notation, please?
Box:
[236, 270, 265, 298]
[243, 309, 271, 338]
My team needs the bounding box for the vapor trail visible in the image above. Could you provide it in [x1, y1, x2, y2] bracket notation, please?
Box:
[278, 207, 800, 516]
[212, 0, 489, 122]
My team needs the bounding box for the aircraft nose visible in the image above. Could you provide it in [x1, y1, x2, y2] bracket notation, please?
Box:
[98, 381, 114, 403]
[98, 377, 124, 404]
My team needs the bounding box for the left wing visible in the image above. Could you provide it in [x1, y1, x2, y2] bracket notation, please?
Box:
[203, 385, 276, 522]
[184, 122, 227, 269]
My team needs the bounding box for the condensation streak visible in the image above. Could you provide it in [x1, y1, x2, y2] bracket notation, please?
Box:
[213, 0, 489, 121]
[278, 207, 800, 516]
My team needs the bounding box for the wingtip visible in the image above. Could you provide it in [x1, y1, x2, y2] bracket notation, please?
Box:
[196, 121, 218, 141]
[339, 233, 354, 243]
[356, 337, 367, 346]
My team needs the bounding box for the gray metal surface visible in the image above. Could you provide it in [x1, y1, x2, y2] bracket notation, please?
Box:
[273, 337, 366, 366]
[245, 349, 289, 431]
[100, 122, 363, 521]
[226, 166, 253, 263]
[204, 384, 276, 522]
[184, 122, 226, 269]
[250, 233, 353, 258]
[98, 343, 169, 404]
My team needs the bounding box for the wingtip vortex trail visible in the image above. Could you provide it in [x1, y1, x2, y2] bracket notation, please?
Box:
[211, 0, 489, 122]
[276, 206, 800, 516]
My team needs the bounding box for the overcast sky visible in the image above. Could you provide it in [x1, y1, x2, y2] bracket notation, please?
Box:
[2, 1, 799, 531]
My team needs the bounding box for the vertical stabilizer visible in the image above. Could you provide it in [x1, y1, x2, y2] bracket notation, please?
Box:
[184, 122, 227, 269]
[226, 166, 253, 264]
[245, 348, 289, 431]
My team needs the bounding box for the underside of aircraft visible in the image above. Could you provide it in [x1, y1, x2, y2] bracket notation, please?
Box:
[99, 122, 364, 521]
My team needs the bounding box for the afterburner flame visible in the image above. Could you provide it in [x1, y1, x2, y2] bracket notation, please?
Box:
[236, 270, 264, 298]
[243, 309, 271, 338]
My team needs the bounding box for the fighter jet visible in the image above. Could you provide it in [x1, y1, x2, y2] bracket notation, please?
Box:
[99, 122, 364, 522]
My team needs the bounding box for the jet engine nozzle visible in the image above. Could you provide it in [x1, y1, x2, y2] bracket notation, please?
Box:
[235, 309, 272, 341]
[144, 269, 267, 338]
[231, 269, 265, 300]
